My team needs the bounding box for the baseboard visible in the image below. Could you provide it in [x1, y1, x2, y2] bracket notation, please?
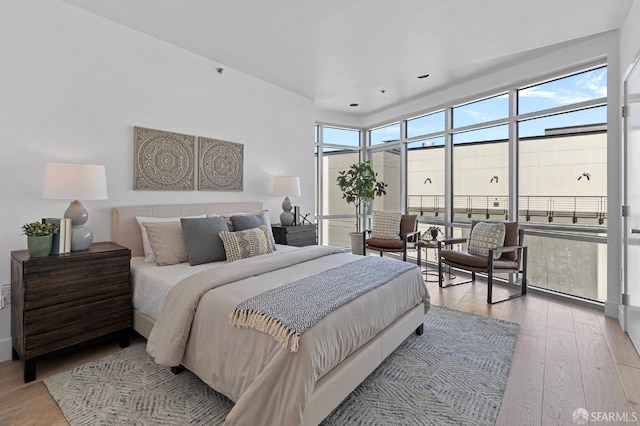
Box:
[618, 304, 628, 332]
[0, 336, 12, 363]
[605, 300, 619, 319]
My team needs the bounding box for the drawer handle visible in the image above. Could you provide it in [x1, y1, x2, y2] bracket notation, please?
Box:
[632, 229, 640, 234]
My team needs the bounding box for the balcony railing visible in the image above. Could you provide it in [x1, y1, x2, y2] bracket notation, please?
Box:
[407, 195, 607, 224]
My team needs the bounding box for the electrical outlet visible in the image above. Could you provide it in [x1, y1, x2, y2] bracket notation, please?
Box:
[0, 285, 9, 309]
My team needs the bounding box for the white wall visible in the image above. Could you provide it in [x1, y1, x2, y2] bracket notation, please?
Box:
[0, 0, 315, 361]
[620, 0, 640, 328]
[621, 0, 640, 73]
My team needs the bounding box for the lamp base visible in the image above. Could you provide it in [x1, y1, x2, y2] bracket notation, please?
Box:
[280, 195, 294, 226]
[71, 226, 93, 251]
[280, 211, 295, 226]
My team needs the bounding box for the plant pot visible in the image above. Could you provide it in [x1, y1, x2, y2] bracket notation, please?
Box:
[349, 232, 365, 255]
[27, 235, 53, 257]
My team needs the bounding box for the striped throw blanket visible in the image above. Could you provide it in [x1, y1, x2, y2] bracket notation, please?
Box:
[230, 256, 416, 351]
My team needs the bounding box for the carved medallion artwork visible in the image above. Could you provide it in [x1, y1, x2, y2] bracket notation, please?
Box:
[134, 127, 195, 190]
[198, 137, 244, 191]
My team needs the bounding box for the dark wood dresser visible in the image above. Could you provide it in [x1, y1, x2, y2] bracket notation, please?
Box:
[271, 223, 317, 247]
[11, 242, 132, 382]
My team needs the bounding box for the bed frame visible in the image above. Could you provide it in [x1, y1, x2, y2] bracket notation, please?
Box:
[111, 202, 426, 426]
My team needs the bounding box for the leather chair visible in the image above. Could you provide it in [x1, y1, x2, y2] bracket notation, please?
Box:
[364, 214, 419, 261]
[438, 220, 527, 304]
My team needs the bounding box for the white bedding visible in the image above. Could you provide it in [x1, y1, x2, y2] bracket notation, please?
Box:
[130, 244, 299, 320]
[146, 246, 429, 425]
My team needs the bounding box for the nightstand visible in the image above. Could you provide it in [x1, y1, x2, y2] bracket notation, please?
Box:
[11, 242, 132, 383]
[272, 223, 317, 247]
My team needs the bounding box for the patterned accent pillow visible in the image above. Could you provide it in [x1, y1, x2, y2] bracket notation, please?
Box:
[370, 211, 402, 240]
[219, 225, 273, 263]
[229, 210, 277, 251]
[468, 222, 506, 260]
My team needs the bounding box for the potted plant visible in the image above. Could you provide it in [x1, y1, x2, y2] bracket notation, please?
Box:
[21, 221, 58, 257]
[336, 160, 387, 254]
[425, 226, 442, 240]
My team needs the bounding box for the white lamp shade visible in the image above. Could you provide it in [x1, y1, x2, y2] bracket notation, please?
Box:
[42, 162, 108, 200]
[272, 176, 301, 197]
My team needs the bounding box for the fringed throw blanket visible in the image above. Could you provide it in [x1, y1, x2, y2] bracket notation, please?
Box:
[230, 256, 416, 351]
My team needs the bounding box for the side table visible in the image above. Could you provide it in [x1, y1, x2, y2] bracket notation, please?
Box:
[11, 242, 131, 383]
[271, 223, 317, 247]
[416, 237, 466, 284]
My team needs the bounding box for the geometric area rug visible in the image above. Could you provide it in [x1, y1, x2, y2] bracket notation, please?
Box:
[44, 305, 519, 426]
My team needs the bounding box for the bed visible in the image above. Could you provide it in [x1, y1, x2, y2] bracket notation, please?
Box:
[111, 202, 430, 426]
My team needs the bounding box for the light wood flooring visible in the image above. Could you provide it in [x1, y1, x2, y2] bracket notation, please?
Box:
[1, 275, 639, 425]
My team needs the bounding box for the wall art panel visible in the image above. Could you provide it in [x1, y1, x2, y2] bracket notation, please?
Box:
[134, 126, 195, 190]
[198, 137, 244, 191]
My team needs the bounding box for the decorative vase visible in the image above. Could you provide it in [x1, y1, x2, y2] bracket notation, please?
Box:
[349, 232, 365, 255]
[430, 229, 439, 240]
[27, 235, 53, 257]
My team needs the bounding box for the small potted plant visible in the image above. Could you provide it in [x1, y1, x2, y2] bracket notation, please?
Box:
[336, 160, 387, 254]
[21, 221, 58, 257]
[425, 226, 442, 240]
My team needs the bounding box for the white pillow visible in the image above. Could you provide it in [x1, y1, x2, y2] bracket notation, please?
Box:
[136, 214, 206, 263]
[370, 210, 402, 240]
[468, 222, 506, 260]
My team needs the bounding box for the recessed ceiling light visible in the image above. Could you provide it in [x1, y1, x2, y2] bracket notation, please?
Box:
[417, 74, 430, 79]
[350, 103, 359, 107]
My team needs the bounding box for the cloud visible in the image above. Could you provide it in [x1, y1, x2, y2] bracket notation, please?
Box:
[519, 68, 607, 106]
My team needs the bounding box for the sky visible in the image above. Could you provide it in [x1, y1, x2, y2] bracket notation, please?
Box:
[319, 66, 608, 147]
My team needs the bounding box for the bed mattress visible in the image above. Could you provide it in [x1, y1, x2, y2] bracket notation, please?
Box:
[130, 244, 299, 320]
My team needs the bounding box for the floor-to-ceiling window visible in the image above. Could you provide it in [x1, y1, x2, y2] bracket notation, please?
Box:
[406, 111, 445, 237]
[451, 94, 510, 223]
[315, 125, 362, 248]
[516, 65, 608, 301]
[369, 123, 402, 214]
[315, 62, 608, 303]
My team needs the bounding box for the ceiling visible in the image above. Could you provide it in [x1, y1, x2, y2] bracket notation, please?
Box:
[62, 0, 634, 116]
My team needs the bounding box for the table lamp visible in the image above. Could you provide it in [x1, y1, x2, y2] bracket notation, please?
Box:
[272, 176, 301, 226]
[41, 162, 108, 251]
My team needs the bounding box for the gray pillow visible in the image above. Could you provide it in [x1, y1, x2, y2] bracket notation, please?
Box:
[230, 211, 277, 251]
[180, 216, 229, 265]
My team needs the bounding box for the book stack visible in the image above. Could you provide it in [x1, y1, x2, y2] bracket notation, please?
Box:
[42, 218, 72, 254]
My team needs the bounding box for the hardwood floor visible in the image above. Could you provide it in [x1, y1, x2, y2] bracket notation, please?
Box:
[0, 277, 639, 426]
[426, 275, 640, 426]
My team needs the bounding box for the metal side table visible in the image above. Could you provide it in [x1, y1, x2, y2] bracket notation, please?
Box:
[416, 237, 466, 283]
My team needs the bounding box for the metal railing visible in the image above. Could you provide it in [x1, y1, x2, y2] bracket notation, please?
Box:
[407, 195, 607, 224]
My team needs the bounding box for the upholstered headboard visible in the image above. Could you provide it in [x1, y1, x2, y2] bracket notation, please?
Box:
[111, 202, 263, 257]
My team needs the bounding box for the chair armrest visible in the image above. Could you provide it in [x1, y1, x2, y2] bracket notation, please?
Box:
[403, 230, 420, 240]
[491, 244, 525, 254]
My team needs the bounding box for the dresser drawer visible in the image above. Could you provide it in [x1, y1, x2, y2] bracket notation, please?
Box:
[22, 257, 130, 309]
[272, 224, 317, 247]
[24, 294, 131, 357]
[285, 233, 317, 246]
